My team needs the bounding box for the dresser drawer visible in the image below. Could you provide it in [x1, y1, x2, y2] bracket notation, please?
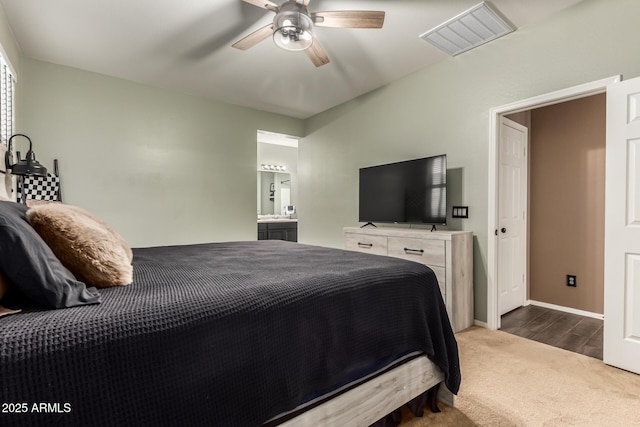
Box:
[387, 237, 445, 266]
[345, 233, 388, 256]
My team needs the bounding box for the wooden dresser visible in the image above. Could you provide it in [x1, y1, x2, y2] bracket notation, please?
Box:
[343, 227, 473, 333]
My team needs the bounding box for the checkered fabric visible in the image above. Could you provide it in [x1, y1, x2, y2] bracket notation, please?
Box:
[17, 173, 60, 202]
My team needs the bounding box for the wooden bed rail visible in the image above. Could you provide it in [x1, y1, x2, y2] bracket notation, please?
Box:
[278, 356, 452, 426]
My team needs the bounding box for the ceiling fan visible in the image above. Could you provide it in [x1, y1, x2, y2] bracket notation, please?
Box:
[232, 0, 385, 67]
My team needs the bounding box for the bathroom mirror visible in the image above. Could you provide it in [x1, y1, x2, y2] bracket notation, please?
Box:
[257, 171, 292, 215]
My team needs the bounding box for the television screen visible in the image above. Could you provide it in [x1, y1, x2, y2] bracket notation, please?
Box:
[359, 154, 447, 225]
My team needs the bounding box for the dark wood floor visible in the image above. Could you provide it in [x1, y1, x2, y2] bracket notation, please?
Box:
[500, 305, 603, 360]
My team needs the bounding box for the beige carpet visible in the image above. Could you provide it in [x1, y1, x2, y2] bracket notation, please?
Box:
[399, 327, 640, 426]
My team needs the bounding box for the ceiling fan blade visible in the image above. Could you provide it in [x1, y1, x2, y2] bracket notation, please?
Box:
[305, 38, 330, 67]
[311, 11, 385, 29]
[232, 24, 274, 50]
[242, 0, 279, 12]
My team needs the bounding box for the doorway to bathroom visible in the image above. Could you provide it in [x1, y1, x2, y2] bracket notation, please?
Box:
[257, 130, 300, 242]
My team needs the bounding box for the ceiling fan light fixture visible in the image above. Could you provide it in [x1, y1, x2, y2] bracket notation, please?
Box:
[273, 7, 314, 51]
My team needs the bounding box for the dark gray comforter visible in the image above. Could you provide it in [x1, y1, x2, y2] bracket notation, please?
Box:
[0, 240, 460, 426]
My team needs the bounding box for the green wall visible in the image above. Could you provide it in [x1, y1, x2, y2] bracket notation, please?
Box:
[299, 0, 640, 323]
[18, 58, 303, 247]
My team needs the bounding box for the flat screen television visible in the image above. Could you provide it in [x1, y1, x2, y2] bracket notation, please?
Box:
[359, 154, 447, 226]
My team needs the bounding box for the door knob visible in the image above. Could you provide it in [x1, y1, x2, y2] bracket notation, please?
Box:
[501, 228, 507, 233]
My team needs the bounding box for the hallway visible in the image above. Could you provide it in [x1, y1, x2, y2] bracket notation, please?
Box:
[500, 305, 602, 360]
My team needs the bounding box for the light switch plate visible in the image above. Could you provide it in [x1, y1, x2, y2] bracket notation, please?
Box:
[452, 206, 469, 218]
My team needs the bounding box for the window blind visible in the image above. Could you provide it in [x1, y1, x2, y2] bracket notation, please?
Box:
[0, 54, 15, 146]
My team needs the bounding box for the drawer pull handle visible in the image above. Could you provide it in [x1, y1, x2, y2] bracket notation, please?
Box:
[358, 242, 373, 248]
[404, 248, 424, 255]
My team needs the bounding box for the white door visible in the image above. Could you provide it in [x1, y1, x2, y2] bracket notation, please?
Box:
[604, 77, 640, 374]
[498, 117, 528, 316]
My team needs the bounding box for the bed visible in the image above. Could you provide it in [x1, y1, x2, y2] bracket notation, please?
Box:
[0, 237, 460, 426]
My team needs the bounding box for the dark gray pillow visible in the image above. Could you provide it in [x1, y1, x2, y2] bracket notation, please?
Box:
[0, 201, 101, 308]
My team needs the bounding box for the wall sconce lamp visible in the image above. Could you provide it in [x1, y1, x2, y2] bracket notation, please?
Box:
[4, 134, 48, 177]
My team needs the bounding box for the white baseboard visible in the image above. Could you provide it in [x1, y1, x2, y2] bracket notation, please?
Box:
[527, 300, 604, 320]
[473, 319, 488, 328]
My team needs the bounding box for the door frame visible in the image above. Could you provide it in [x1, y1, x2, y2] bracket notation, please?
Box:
[486, 75, 621, 330]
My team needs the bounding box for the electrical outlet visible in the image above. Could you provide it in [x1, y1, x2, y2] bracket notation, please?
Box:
[567, 275, 577, 287]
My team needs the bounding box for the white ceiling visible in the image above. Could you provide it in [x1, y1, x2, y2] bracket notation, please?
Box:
[0, 0, 584, 119]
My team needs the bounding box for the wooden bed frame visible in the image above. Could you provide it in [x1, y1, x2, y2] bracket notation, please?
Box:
[279, 356, 453, 426]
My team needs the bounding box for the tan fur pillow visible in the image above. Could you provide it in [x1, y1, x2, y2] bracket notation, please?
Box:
[27, 204, 133, 288]
[55, 204, 133, 263]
